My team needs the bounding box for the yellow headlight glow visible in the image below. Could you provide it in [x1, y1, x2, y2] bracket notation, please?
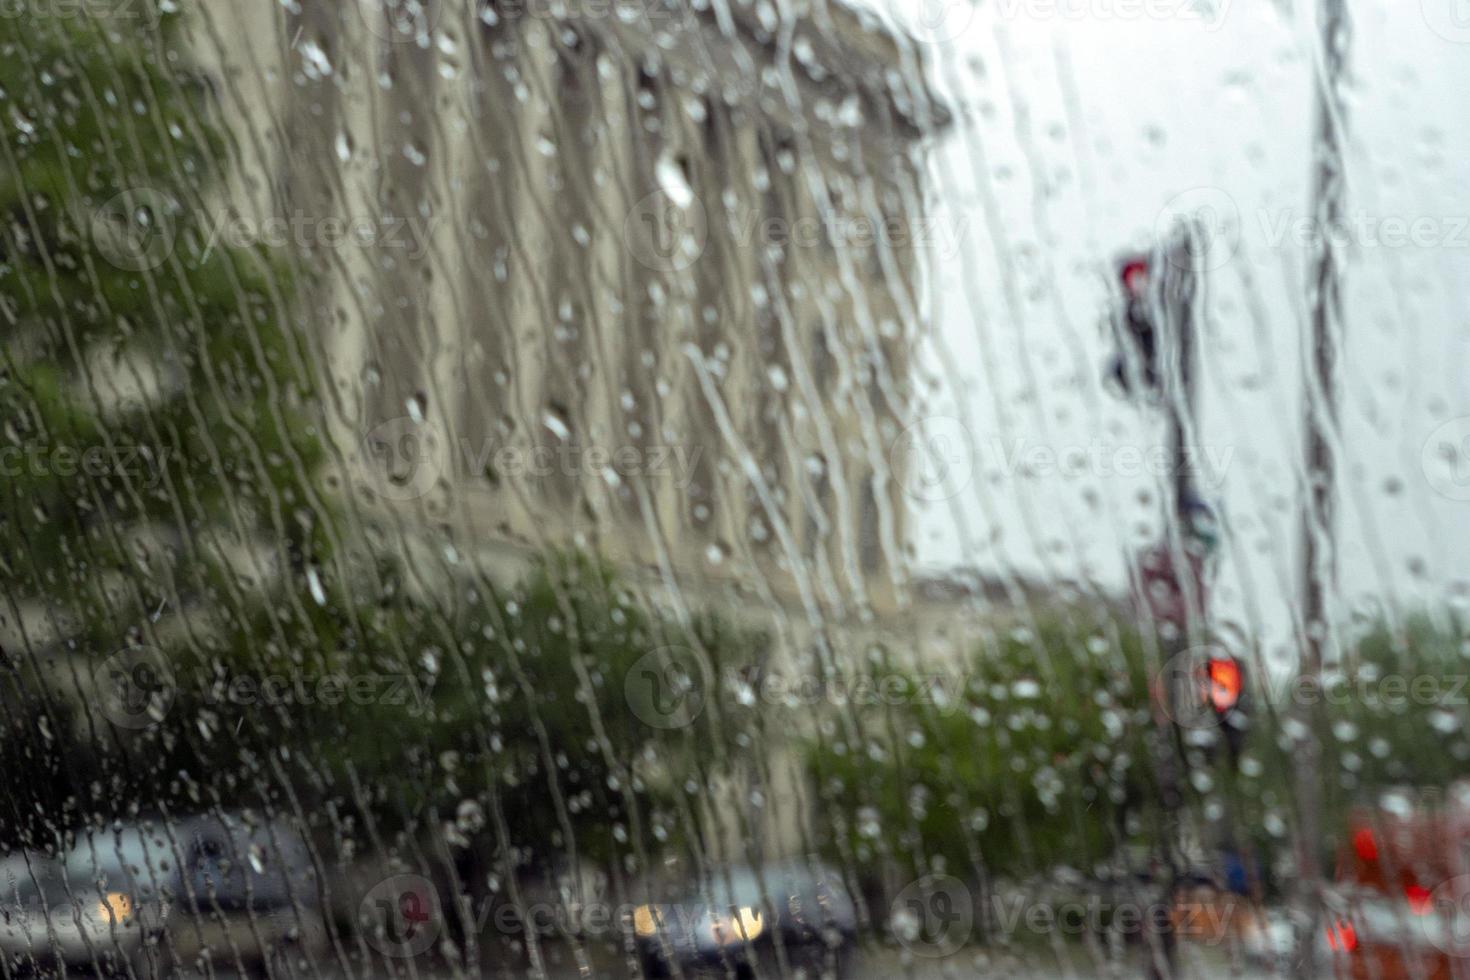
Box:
[632, 904, 659, 937]
[711, 906, 764, 945]
[96, 892, 133, 924]
[735, 906, 763, 941]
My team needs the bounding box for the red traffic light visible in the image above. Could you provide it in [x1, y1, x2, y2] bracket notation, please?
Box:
[1206, 657, 1242, 713]
[1352, 827, 1379, 863]
[1120, 259, 1149, 298]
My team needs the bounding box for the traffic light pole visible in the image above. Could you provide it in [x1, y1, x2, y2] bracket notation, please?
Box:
[1153, 227, 1204, 980]
[1165, 229, 1202, 980]
[1111, 225, 1227, 979]
[1294, 0, 1350, 975]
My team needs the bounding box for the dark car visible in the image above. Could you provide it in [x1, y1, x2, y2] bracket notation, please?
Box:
[0, 823, 174, 976]
[0, 813, 328, 978]
[629, 861, 857, 978]
[161, 812, 330, 976]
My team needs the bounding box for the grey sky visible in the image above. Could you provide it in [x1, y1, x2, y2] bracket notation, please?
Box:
[863, 0, 1470, 662]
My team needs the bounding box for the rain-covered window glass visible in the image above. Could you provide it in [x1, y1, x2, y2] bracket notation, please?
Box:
[2, 0, 1468, 977]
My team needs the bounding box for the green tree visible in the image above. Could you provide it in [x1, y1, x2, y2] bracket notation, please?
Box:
[1230, 612, 1470, 874]
[0, 1, 328, 842]
[805, 616, 1165, 886]
[0, 7, 766, 906]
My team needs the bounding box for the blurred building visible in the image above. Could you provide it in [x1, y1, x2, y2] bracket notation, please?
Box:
[193, 0, 948, 623]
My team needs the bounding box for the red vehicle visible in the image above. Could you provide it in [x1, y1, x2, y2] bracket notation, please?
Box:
[1326, 791, 1470, 979]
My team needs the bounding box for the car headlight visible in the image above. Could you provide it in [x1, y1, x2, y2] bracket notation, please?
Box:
[707, 906, 763, 946]
[95, 892, 134, 925]
[632, 905, 660, 938]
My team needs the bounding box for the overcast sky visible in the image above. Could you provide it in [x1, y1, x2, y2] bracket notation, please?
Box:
[859, 0, 1470, 663]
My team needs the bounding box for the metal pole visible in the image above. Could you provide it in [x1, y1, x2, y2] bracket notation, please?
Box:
[1151, 226, 1201, 980]
[1295, 0, 1349, 974]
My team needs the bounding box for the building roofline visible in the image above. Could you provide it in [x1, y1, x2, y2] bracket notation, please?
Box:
[583, 0, 952, 142]
[710, 0, 954, 136]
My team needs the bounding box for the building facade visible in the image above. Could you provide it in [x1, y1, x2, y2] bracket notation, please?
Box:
[192, 0, 947, 626]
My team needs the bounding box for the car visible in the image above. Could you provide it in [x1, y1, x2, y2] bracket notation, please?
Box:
[628, 861, 856, 979]
[0, 813, 329, 978]
[0, 823, 177, 977]
[160, 812, 331, 977]
[1323, 790, 1470, 980]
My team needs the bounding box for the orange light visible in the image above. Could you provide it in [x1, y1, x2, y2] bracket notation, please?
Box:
[1406, 883, 1432, 915]
[1206, 658, 1242, 713]
[1352, 827, 1378, 863]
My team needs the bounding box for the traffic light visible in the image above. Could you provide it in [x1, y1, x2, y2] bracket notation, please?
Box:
[1204, 654, 1248, 763]
[1106, 253, 1161, 395]
[1155, 644, 1250, 762]
[1205, 656, 1242, 715]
